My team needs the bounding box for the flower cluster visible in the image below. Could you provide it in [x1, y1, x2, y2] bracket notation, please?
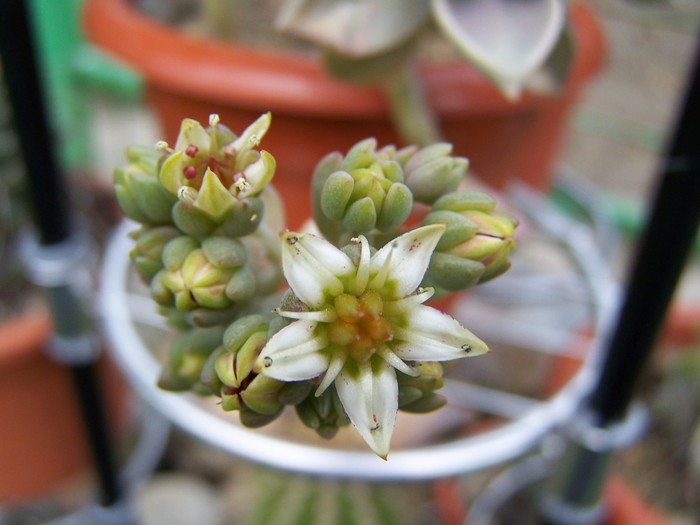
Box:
[114, 113, 518, 457]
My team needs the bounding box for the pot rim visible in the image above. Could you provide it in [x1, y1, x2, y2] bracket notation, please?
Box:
[83, 0, 605, 118]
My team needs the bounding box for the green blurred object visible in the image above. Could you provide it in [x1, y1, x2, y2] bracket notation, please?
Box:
[27, 0, 142, 169]
[549, 181, 700, 259]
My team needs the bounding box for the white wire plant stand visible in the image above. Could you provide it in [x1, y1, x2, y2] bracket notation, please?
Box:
[98, 185, 619, 483]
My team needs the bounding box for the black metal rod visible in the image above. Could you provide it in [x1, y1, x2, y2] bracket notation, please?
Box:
[589, 40, 700, 426]
[0, 0, 121, 507]
[0, 0, 70, 246]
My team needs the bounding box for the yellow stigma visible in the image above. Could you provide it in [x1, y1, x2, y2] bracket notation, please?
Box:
[328, 290, 393, 363]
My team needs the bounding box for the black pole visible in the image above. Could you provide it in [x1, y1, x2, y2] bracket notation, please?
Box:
[0, 0, 121, 507]
[535, 38, 700, 525]
[589, 40, 700, 426]
[0, 0, 70, 245]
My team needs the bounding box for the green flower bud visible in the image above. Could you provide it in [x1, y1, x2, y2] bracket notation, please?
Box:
[238, 406, 284, 428]
[315, 138, 413, 235]
[185, 306, 240, 328]
[199, 346, 227, 393]
[397, 362, 447, 414]
[295, 385, 350, 440]
[171, 198, 218, 238]
[217, 196, 265, 238]
[277, 381, 314, 406]
[422, 190, 518, 291]
[159, 240, 255, 311]
[214, 316, 285, 419]
[225, 266, 256, 302]
[402, 143, 467, 205]
[240, 375, 285, 415]
[157, 326, 225, 392]
[201, 236, 248, 268]
[162, 236, 200, 270]
[113, 146, 176, 224]
[222, 314, 271, 351]
[150, 269, 175, 307]
[128, 225, 181, 282]
[240, 227, 285, 296]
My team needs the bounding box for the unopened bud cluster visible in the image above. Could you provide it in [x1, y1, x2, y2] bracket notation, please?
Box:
[421, 191, 518, 293]
[115, 114, 291, 426]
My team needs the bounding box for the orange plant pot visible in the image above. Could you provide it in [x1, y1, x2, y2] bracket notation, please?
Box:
[83, 0, 605, 229]
[434, 474, 671, 525]
[0, 308, 127, 503]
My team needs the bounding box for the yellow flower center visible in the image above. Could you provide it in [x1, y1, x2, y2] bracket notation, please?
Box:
[327, 290, 394, 363]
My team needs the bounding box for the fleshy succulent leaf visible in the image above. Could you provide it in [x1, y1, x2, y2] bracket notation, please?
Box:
[431, 0, 567, 99]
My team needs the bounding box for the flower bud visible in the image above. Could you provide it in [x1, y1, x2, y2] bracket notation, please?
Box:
[149, 269, 175, 307]
[113, 146, 176, 224]
[295, 385, 350, 439]
[128, 225, 181, 282]
[185, 306, 241, 328]
[171, 199, 218, 238]
[403, 143, 467, 205]
[315, 138, 413, 235]
[159, 240, 255, 311]
[422, 190, 518, 291]
[397, 362, 447, 413]
[157, 326, 225, 392]
[162, 236, 200, 270]
[213, 316, 286, 420]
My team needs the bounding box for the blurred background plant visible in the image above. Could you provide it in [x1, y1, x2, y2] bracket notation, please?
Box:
[137, 0, 572, 147]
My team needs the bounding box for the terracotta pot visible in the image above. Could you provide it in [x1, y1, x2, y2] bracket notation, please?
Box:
[0, 307, 127, 503]
[434, 474, 671, 525]
[83, 0, 605, 229]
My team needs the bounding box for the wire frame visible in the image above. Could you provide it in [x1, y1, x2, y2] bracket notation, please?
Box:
[98, 187, 617, 481]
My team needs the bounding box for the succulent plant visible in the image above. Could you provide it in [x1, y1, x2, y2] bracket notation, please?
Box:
[115, 113, 518, 457]
[276, 0, 571, 145]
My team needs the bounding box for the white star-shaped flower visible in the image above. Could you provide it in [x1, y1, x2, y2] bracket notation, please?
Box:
[256, 224, 489, 458]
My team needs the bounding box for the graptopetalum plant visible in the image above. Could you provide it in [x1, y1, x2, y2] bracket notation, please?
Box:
[275, 0, 571, 145]
[114, 113, 518, 458]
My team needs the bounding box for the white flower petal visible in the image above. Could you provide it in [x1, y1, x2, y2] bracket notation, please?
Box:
[377, 344, 419, 377]
[369, 224, 445, 300]
[258, 321, 330, 381]
[315, 350, 348, 397]
[391, 304, 489, 361]
[349, 236, 371, 296]
[278, 308, 338, 323]
[335, 358, 397, 459]
[382, 287, 434, 316]
[281, 232, 355, 308]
